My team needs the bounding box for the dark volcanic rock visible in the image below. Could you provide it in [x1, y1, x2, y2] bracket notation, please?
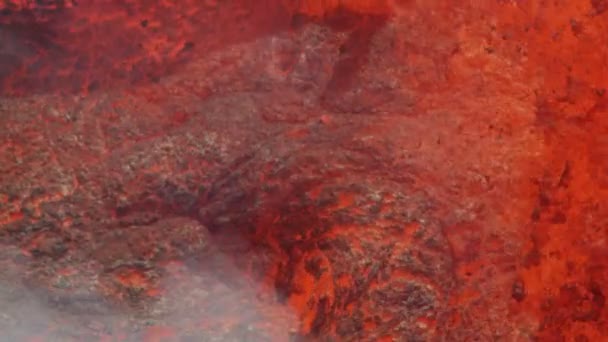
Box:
[1, 0, 608, 341]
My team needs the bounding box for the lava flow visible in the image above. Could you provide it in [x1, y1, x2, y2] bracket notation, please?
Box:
[1, 0, 608, 341]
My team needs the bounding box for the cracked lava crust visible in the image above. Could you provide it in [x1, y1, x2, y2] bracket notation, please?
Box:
[1, 0, 608, 341]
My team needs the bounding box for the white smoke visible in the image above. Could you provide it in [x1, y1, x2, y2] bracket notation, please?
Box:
[0, 233, 299, 341]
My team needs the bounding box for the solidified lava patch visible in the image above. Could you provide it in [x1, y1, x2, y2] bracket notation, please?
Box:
[1, 0, 608, 341]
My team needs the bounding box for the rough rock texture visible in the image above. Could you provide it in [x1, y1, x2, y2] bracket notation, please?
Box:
[0, 0, 607, 341]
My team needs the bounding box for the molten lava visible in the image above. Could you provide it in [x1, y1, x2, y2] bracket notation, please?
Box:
[1, 0, 608, 341]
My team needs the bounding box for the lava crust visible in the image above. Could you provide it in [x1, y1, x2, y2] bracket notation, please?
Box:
[1, 0, 608, 341]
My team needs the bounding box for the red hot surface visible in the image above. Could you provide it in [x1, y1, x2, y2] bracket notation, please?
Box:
[1, 0, 608, 341]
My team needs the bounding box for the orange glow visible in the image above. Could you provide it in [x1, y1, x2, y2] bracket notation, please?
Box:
[115, 268, 154, 289]
[1, 0, 608, 341]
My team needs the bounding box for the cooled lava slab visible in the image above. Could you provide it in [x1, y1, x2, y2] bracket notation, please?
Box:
[1, 1, 608, 341]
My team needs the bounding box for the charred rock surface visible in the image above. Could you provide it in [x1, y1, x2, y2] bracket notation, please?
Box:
[1, 1, 608, 341]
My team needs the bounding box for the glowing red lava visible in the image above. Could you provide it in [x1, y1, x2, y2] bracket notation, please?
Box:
[1, 0, 608, 341]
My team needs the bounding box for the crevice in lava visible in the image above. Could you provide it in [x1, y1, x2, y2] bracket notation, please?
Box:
[320, 9, 388, 112]
[116, 160, 448, 339]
